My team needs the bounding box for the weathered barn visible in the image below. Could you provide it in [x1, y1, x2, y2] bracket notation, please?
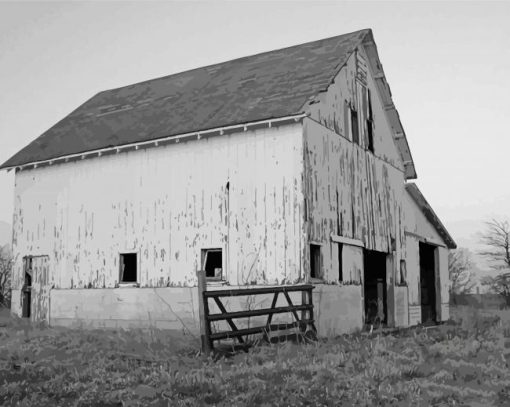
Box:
[1, 29, 455, 335]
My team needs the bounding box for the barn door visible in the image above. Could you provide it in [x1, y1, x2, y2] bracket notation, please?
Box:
[419, 242, 437, 324]
[22, 257, 32, 318]
[22, 255, 50, 322]
[363, 249, 387, 326]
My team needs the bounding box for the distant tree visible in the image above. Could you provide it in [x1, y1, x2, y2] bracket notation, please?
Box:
[479, 218, 510, 305]
[449, 248, 476, 295]
[480, 274, 510, 298]
[479, 218, 510, 270]
[0, 246, 13, 308]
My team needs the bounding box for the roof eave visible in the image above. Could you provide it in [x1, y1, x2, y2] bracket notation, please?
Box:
[0, 113, 308, 172]
[405, 183, 456, 249]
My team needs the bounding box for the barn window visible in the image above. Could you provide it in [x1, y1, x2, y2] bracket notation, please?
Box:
[310, 244, 322, 279]
[367, 88, 374, 153]
[344, 100, 350, 140]
[202, 248, 223, 280]
[119, 253, 138, 284]
[338, 243, 343, 282]
[350, 107, 359, 145]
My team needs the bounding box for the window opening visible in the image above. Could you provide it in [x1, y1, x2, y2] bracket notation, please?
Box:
[351, 107, 359, 144]
[120, 253, 137, 283]
[367, 88, 374, 152]
[202, 249, 223, 279]
[338, 243, 343, 281]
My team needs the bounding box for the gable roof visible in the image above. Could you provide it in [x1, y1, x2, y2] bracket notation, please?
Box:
[405, 183, 456, 249]
[1, 29, 415, 178]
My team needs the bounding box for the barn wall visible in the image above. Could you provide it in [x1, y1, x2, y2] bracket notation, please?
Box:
[306, 48, 404, 172]
[30, 255, 50, 322]
[299, 45, 410, 327]
[394, 285, 409, 327]
[403, 190, 450, 323]
[342, 245, 363, 283]
[10, 123, 306, 318]
[313, 285, 363, 335]
[48, 285, 362, 336]
[301, 55, 406, 282]
[301, 116, 408, 324]
[405, 236, 422, 319]
[302, 117, 406, 284]
[301, 45, 453, 328]
[404, 192, 446, 246]
[50, 287, 200, 330]
[438, 246, 450, 321]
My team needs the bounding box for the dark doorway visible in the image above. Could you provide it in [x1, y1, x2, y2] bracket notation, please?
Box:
[22, 256, 32, 318]
[419, 242, 437, 323]
[363, 250, 387, 325]
[310, 244, 322, 279]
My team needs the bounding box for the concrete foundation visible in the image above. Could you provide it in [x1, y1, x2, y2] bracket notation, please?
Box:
[394, 286, 409, 327]
[313, 284, 363, 336]
[47, 284, 363, 336]
[49, 287, 200, 330]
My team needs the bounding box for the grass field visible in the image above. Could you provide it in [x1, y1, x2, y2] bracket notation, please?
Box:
[1, 307, 510, 406]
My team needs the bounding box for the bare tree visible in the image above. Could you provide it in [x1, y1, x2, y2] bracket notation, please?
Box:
[479, 219, 510, 305]
[449, 248, 476, 295]
[0, 245, 13, 308]
[481, 274, 510, 298]
[479, 218, 510, 270]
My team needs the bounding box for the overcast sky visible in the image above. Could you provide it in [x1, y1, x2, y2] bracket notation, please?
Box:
[0, 1, 509, 253]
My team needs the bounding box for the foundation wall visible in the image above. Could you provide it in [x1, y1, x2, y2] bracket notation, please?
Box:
[48, 284, 362, 336]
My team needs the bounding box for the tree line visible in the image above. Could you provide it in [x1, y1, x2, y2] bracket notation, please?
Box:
[0, 245, 12, 308]
[450, 218, 510, 304]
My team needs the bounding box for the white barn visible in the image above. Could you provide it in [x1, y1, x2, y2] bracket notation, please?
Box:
[2, 29, 455, 336]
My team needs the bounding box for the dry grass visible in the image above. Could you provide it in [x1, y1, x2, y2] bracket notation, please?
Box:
[1, 307, 510, 406]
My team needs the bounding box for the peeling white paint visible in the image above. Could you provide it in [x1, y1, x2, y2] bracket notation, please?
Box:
[9, 44, 452, 331]
[11, 124, 306, 319]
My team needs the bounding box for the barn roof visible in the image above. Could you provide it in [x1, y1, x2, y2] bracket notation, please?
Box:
[405, 183, 457, 249]
[1, 28, 416, 178]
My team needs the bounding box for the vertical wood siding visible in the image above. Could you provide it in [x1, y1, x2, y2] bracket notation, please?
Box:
[30, 255, 50, 322]
[301, 46, 406, 283]
[11, 124, 305, 300]
[302, 45, 450, 326]
[9, 43, 451, 328]
[306, 49, 404, 170]
[403, 191, 449, 307]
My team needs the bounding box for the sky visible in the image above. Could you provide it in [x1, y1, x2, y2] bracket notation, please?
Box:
[0, 0, 509, 264]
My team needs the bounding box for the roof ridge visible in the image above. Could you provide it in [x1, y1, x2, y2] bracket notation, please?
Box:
[100, 28, 371, 94]
[297, 29, 371, 111]
[1, 28, 375, 169]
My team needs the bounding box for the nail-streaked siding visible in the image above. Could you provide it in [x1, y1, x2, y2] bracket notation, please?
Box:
[299, 44, 450, 324]
[9, 42, 452, 326]
[301, 46, 406, 284]
[10, 123, 305, 320]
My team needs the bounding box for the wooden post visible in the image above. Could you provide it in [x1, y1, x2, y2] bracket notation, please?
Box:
[301, 290, 307, 332]
[308, 288, 316, 334]
[196, 269, 212, 354]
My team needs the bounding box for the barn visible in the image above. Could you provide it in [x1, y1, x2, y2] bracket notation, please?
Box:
[1, 29, 455, 336]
